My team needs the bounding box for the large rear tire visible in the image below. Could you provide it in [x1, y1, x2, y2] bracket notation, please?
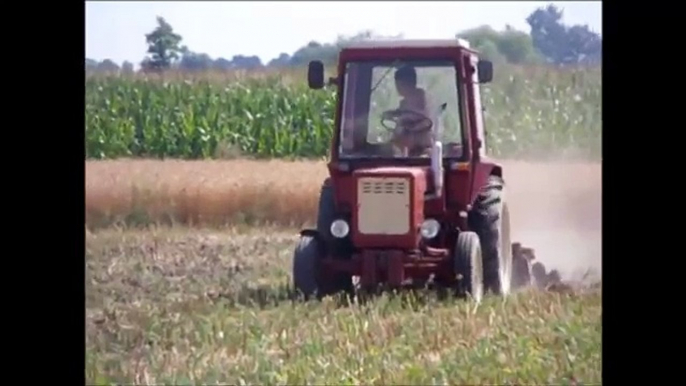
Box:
[469, 175, 512, 296]
[454, 231, 484, 303]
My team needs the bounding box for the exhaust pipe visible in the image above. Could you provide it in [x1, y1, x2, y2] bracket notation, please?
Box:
[425, 141, 443, 201]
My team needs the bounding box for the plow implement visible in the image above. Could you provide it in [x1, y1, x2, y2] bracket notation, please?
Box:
[512, 242, 562, 290]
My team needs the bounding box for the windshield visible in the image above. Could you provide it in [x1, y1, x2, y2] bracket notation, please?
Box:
[338, 59, 464, 159]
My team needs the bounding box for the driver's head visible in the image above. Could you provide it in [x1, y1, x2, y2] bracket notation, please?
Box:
[394, 65, 417, 96]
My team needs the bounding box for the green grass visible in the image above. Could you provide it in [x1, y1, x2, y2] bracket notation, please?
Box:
[85, 64, 601, 161]
[86, 226, 601, 385]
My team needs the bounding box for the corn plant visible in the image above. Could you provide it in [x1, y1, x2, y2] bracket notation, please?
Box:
[85, 64, 601, 160]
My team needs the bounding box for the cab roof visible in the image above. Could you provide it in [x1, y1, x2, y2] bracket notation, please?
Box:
[339, 39, 472, 50]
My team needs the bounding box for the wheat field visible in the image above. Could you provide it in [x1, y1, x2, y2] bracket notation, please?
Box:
[85, 158, 601, 276]
[86, 159, 600, 228]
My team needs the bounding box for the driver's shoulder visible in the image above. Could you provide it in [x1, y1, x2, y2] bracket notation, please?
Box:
[411, 87, 426, 100]
[412, 88, 430, 112]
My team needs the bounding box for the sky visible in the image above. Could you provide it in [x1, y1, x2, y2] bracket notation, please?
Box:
[85, 1, 602, 66]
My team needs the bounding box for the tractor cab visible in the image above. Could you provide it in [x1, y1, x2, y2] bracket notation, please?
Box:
[307, 39, 493, 167]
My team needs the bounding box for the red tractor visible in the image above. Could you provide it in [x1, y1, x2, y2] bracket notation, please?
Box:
[293, 39, 541, 302]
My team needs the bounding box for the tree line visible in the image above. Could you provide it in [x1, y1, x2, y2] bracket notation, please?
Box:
[85, 3, 601, 74]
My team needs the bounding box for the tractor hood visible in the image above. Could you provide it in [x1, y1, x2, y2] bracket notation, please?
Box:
[350, 166, 428, 249]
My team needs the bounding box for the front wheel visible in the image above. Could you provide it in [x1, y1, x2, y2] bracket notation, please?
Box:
[292, 235, 322, 299]
[292, 235, 352, 300]
[454, 231, 484, 303]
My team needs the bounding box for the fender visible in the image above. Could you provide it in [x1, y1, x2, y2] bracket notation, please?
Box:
[469, 157, 503, 204]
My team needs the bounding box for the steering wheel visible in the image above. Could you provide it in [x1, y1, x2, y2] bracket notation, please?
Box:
[381, 109, 433, 134]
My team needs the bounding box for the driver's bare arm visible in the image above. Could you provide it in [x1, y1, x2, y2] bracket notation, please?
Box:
[381, 89, 428, 121]
[399, 88, 428, 115]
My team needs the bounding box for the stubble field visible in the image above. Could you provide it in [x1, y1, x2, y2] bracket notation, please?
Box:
[85, 158, 602, 384]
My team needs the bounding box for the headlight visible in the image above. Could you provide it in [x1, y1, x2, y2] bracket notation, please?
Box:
[330, 219, 350, 238]
[420, 219, 440, 239]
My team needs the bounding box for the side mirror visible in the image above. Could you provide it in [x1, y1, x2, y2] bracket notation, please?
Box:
[307, 60, 325, 89]
[477, 60, 493, 83]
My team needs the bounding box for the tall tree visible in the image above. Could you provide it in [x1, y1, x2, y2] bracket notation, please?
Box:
[267, 53, 291, 68]
[96, 59, 120, 73]
[213, 57, 233, 70]
[456, 25, 539, 65]
[229, 55, 263, 69]
[85, 58, 98, 73]
[142, 16, 183, 71]
[564, 25, 602, 64]
[286, 30, 400, 67]
[179, 48, 213, 72]
[526, 4, 601, 64]
[121, 61, 134, 74]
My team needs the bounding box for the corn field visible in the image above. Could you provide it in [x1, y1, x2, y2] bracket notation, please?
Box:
[85, 65, 601, 160]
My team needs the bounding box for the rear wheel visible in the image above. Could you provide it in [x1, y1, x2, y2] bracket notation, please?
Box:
[454, 231, 484, 303]
[469, 175, 512, 296]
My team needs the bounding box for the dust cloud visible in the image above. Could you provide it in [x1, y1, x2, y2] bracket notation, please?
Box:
[501, 160, 601, 281]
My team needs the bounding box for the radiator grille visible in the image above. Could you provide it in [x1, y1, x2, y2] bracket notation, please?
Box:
[360, 180, 407, 195]
[357, 177, 410, 235]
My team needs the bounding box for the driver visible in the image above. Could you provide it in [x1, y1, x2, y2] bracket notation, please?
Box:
[383, 65, 433, 156]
